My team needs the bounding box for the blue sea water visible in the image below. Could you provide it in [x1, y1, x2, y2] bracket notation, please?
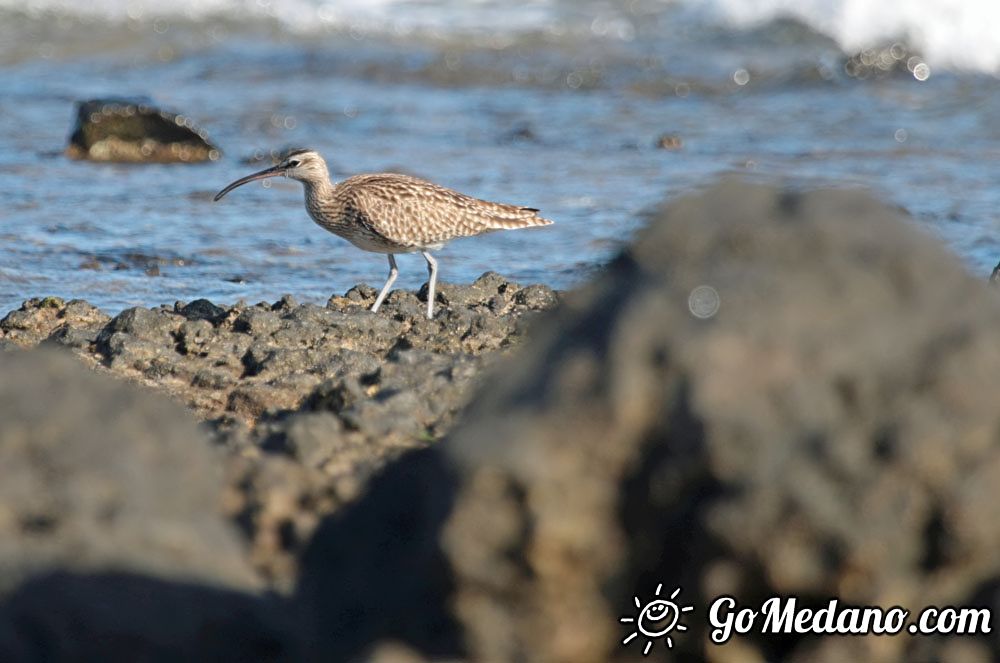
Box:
[1, 0, 999, 313]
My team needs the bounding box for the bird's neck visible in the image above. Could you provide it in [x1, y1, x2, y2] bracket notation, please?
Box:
[302, 177, 349, 223]
[302, 177, 334, 204]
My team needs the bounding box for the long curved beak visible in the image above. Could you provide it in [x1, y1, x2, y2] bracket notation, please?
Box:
[213, 164, 285, 201]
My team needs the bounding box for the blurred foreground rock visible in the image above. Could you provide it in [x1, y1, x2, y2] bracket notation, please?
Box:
[65, 98, 220, 163]
[302, 181, 1000, 662]
[0, 350, 256, 594]
[0, 350, 290, 661]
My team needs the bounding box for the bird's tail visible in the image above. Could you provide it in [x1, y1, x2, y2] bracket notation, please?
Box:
[485, 204, 554, 230]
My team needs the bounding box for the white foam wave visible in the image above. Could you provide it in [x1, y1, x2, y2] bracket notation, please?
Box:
[0, 0, 572, 35]
[3, 0, 999, 73]
[699, 0, 1000, 74]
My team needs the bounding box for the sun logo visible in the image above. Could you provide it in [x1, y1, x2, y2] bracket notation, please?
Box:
[621, 584, 694, 655]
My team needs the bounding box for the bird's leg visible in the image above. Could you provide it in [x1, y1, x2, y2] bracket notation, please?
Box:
[371, 254, 398, 313]
[422, 251, 438, 320]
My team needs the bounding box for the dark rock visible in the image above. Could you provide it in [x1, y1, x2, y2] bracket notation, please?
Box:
[0, 349, 257, 596]
[0, 572, 296, 662]
[234, 307, 283, 336]
[62, 299, 108, 327]
[96, 307, 184, 372]
[99, 306, 178, 343]
[191, 368, 235, 390]
[65, 98, 221, 163]
[335, 284, 377, 305]
[176, 319, 216, 355]
[281, 303, 342, 329]
[298, 181, 1000, 662]
[272, 294, 298, 311]
[178, 298, 226, 323]
[43, 324, 100, 349]
[0, 307, 47, 335]
[514, 283, 558, 309]
[441, 271, 515, 308]
[0, 298, 110, 348]
[244, 346, 329, 379]
[384, 289, 425, 318]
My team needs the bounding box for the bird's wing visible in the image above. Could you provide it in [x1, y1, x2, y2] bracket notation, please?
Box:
[344, 174, 551, 248]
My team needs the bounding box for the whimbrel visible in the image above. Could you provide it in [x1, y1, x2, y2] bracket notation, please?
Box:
[214, 150, 553, 319]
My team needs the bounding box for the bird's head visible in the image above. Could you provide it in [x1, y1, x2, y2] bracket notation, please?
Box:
[213, 149, 329, 201]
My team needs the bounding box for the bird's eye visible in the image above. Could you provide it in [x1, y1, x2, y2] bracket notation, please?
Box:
[286, 159, 300, 168]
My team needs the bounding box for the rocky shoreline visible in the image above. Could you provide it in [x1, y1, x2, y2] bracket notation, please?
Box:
[0, 273, 558, 590]
[3, 181, 1000, 661]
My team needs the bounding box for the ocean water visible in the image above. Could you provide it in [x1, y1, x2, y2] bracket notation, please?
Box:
[1, 0, 999, 313]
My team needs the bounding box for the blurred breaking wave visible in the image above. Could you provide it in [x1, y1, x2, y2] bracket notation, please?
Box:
[2, 0, 999, 75]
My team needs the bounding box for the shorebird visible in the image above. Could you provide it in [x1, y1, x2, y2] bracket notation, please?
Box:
[214, 149, 553, 319]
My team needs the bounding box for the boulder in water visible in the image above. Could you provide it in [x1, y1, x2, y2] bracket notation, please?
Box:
[65, 98, 221, 163]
